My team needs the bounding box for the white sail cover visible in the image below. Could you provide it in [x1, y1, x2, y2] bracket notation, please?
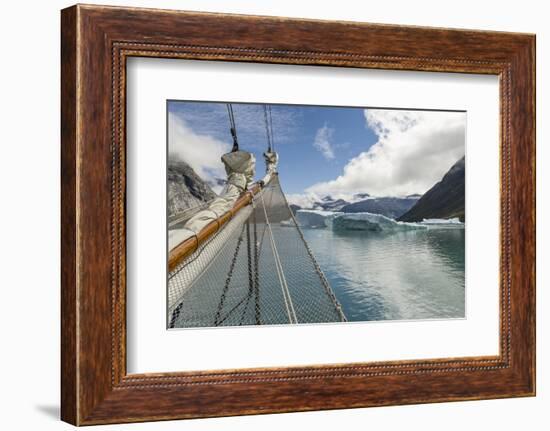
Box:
[261, 151, 278, 185]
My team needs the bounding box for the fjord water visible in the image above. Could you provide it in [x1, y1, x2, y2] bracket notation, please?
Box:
[302, 227, 465, 321]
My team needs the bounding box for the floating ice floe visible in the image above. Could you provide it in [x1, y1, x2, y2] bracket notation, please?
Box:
[295, 210, 342, 228]
[296, 210, 426, 232]
[329, 212, 427, 232]
[294, 210, 465, 232]
[419, 218, 465, 229]
[421, 217, 463, 225]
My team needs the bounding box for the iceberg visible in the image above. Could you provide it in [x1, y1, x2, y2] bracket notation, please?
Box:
[421, 217, 463, 224]
[329, 213, 426, 232]
[296, 210, 427, 232]
[295, 210, 342, 228]
[420, 217, 465, 228]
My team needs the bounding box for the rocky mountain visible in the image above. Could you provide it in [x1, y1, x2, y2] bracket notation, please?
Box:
[312, 196, 349, 211]
[398, 156, 465, 222]
[168, 158, 217, 218]
[340, 196, 419, 219]
[307, 193, 419, 219]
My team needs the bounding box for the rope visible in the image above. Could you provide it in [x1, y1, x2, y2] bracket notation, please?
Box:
[246, 218, 253, 312]
[168, 302, 183, 329]
[214, 204, 263, 326]
[211, 202, 263, 327]
[268, 105, 275, 152]
[253, 203, 261, 324]
[238, 283, 254, 325]
[263, 105, 273, 152]
[167, 224, 220, 281]
[213, 223, 246, 326]
[217, 293, 251, 326]
[280, 186, 347, 322]
[227, 103, 239, 152]
[260, 191, 297, 324]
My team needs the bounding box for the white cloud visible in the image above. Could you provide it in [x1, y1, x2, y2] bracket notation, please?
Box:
[313, 125, 336, 160]
[286, 192, 322, 209]
[306, 109, 466, 197]
[168, 112, 231, 182]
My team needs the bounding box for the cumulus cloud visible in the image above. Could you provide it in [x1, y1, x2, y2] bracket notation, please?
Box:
[285, 193, 322, 209]
[313, 124, 336, 160]
[168, 112, 231, 182]
[306, 109, 466, 197]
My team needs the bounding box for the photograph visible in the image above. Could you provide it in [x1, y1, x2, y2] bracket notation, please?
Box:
[50, 2, 537, 426]
[167, 101, 466, 329]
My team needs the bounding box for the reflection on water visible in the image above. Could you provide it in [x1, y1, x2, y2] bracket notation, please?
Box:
[302, 228, 465, 321]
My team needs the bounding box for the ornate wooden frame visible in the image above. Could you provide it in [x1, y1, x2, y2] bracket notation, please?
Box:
[61, 4, 536, 425]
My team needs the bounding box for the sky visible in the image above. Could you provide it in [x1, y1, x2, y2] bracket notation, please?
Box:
[168, 101, 466, 205]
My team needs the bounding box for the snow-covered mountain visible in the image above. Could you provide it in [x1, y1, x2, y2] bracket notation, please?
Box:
[340, 195, 419, 219]
[298, 193, 420, 219]
[313, 195, 350, 211]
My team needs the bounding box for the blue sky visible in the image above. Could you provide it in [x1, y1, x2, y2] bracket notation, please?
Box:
[168, 101, 378, 194]
[168, 101, 466, 204]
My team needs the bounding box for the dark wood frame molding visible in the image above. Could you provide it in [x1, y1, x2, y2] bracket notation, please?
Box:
[61, 4, 536, 425]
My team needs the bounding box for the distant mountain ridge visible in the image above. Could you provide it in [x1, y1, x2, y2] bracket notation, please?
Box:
[296, 193, 420, 219]
[168, 158, 216, 218]
[340, 196, 419, 219]
[314, 196, 350, 211]
[398, 156, 465, 222]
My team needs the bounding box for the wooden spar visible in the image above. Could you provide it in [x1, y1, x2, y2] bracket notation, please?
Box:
[168, 181, 264, 273]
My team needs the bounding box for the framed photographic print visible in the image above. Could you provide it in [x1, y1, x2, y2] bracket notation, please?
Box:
[61, 4, 536, 425]
[166, 101, 465, 330]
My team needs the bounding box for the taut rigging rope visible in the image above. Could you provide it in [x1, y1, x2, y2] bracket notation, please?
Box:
[213, 223, 246, 326]
[268, 105, 275, 152]
[226, 103, 239, 152]
[260, 191, 298, 324]
[263, 105, 273, 152]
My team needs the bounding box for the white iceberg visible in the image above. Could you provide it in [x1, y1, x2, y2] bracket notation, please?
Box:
[330, 213, 426, 232]
[421, 217, 463, 224]
[296, 210, 427, 232]
[295, 210, 342, 228]
[420, 217, 465, 228]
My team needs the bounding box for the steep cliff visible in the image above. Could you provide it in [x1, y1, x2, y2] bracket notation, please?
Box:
[168, 159, 217, 217]
[398, 157, 465, 222]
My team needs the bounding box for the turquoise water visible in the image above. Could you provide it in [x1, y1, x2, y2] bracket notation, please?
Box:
[302, 227, 465, 321]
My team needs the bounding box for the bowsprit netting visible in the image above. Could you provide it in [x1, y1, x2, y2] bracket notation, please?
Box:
[168, 175, 346, 328]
